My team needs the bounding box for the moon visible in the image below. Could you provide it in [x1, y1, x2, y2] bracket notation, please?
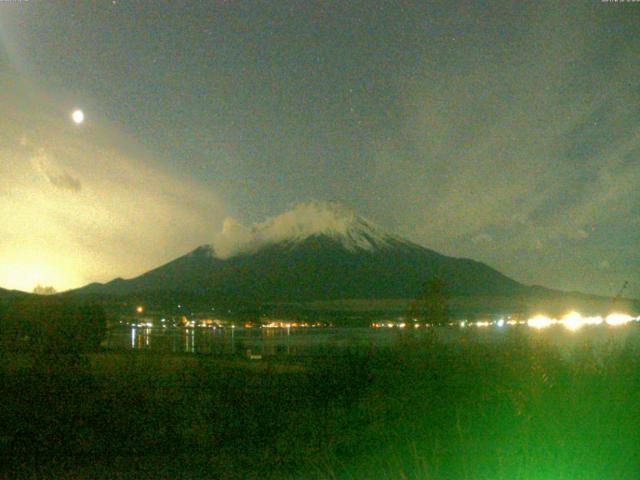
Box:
[71, 109, 85, 124]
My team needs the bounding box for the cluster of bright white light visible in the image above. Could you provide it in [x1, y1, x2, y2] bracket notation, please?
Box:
[368, 312, 639, 330]
[528, 315, 555, 329]
[131, 322, 153, 328]
[525, 311, 639, 330]
[263, 321, 325, 328]
[604, 313, 636, 326]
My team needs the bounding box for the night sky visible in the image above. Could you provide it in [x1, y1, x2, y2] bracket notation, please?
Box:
[0, 0, 638, 296]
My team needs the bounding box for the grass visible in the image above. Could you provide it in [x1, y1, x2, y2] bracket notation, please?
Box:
[0, 328, 639, 479]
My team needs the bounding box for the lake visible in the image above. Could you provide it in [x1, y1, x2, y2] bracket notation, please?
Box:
[105, 322, 640, 356]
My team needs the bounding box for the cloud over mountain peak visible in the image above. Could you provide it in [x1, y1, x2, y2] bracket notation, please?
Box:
[211, 201, 393, 258]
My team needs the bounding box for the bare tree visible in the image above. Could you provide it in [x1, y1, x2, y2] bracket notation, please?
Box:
[33, 284, 57, 295]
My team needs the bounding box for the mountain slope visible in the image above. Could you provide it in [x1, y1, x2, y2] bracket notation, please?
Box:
[210, 235, 523, 301]
[71, 202, 526, 303]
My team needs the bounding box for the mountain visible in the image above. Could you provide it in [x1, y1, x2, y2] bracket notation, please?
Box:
[69, 202, 640, 316]
[0, 287, 30, 299]
[71, 202, 529, 306]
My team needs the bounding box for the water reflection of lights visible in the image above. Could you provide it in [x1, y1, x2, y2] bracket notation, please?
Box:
[185, 328, 195, 353]
[130, 326, 152, 349]
[129, 312, 639, 336]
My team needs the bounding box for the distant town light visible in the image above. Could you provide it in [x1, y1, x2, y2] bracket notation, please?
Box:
[561, 311, 585, 331]
[606, 313, 634, 326]
[528, 315, 554, 329]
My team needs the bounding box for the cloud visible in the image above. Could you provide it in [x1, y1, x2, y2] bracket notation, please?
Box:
[472, 233, 493, 245]
[365, 0, 639, 294]
[211, 201, 366, 258]
[0, 90, 228, 291]
[511, 213, 529, 226]
[46, 171, 82, 192]
[213, 217, 253, 258]
[30, 148, 82, 192]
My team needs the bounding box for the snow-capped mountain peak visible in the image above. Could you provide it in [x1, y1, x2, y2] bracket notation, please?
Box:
[210, 201, 394, 258]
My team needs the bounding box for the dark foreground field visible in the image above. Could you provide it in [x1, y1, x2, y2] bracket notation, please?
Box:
[1, 329, 639, 479]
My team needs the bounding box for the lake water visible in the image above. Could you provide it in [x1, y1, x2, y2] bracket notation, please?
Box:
[106, 323, 640, 356]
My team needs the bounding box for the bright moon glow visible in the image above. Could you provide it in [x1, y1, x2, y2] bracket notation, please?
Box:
[72, 109, 84, 124]
[0, 254, 84, 293]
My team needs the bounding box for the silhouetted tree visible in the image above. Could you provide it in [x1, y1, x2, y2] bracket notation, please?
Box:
[33, 284, 57, 295]
[409, 277, 450, 325]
